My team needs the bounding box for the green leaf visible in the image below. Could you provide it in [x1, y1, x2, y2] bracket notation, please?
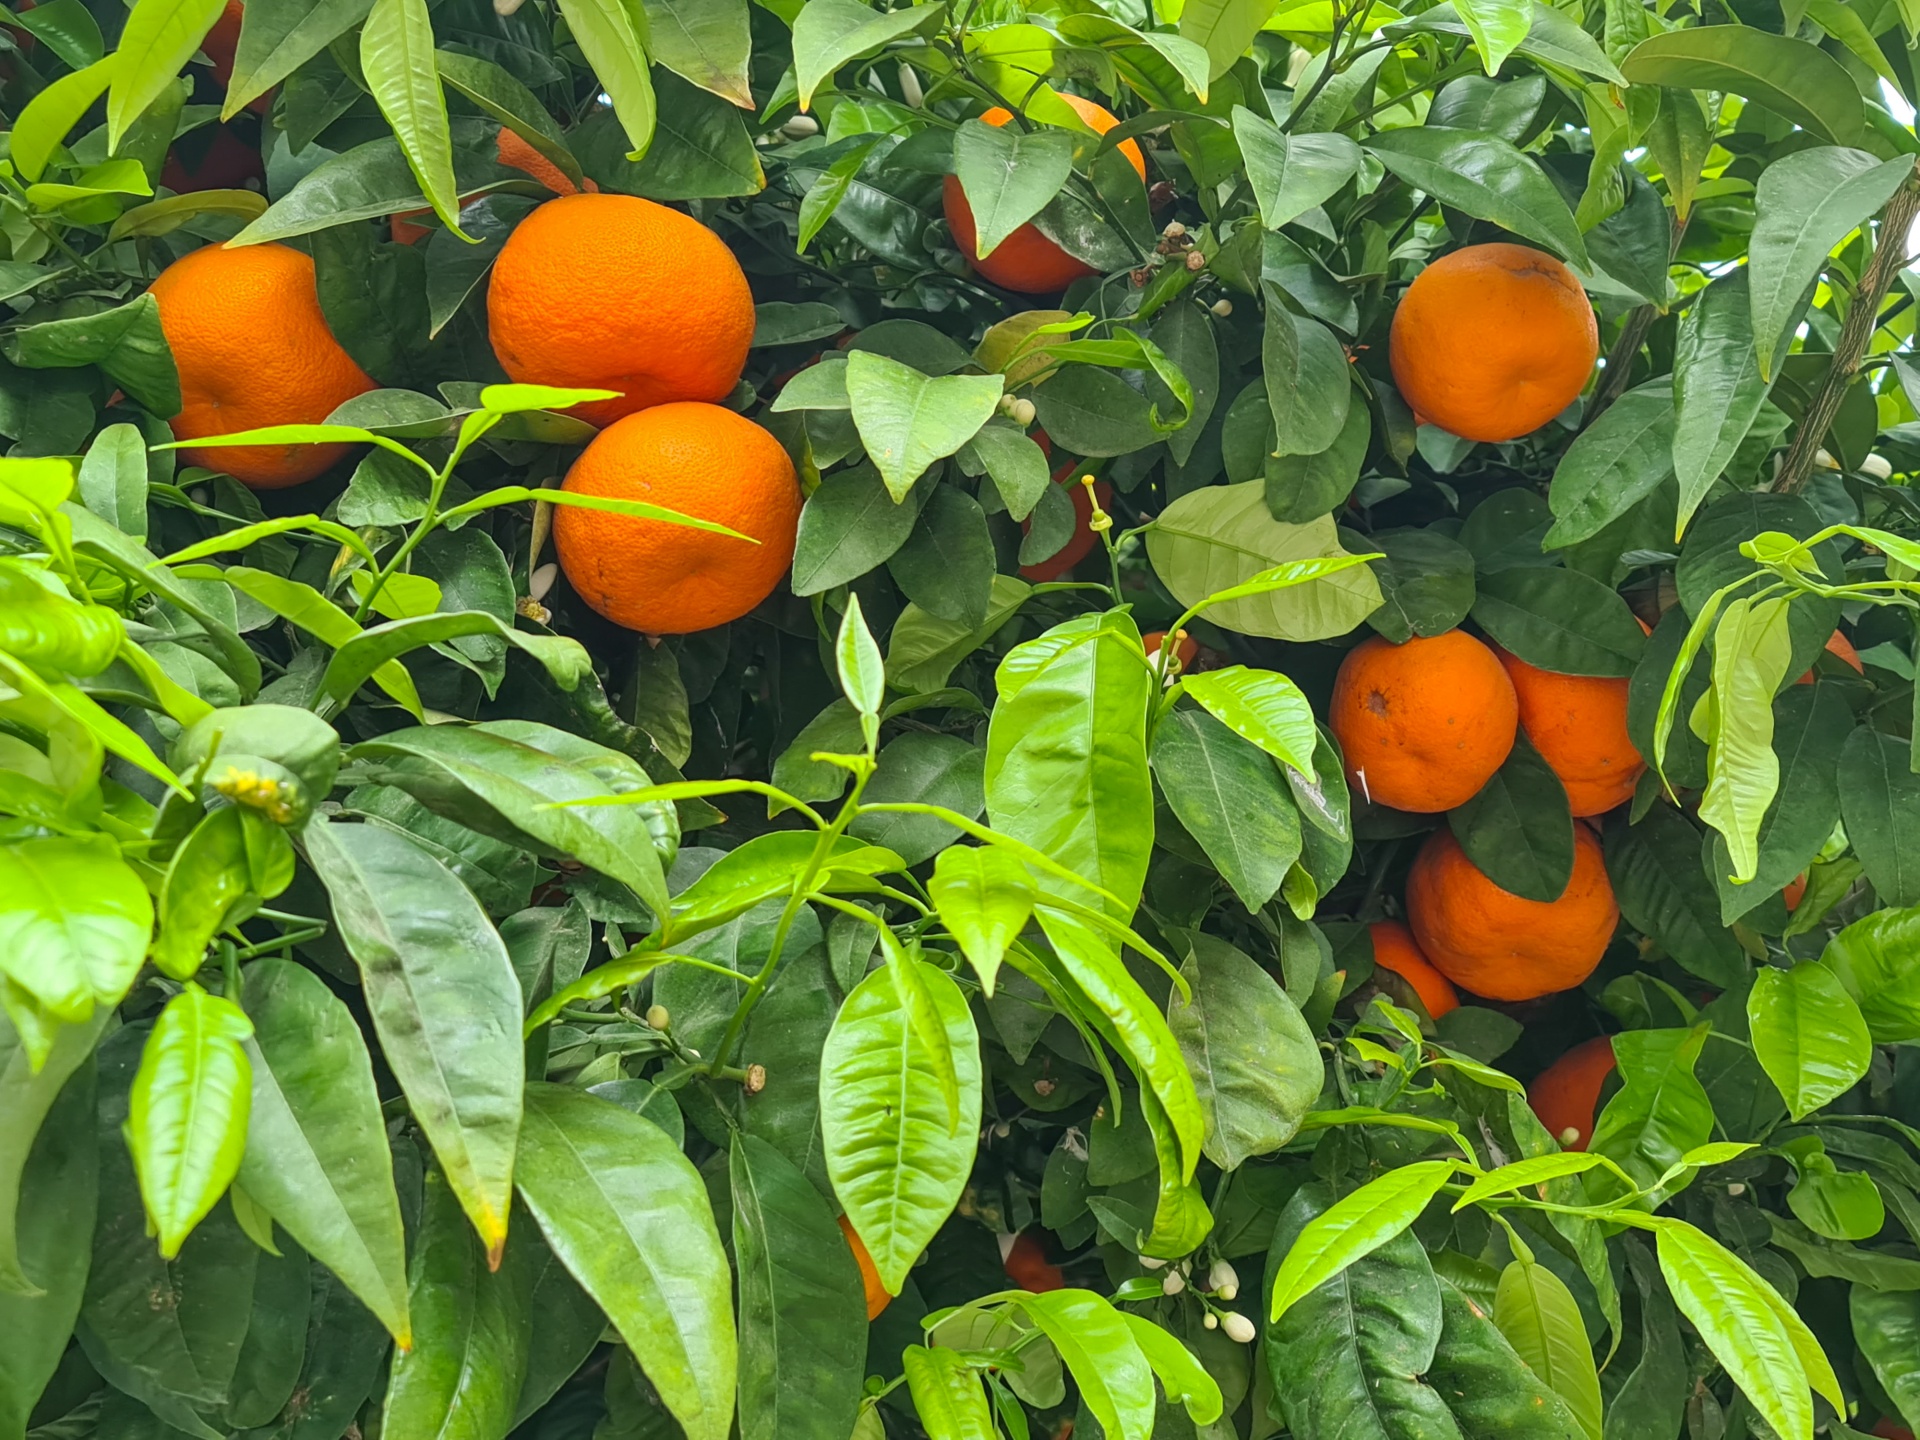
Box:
[74, 425, 146, 541]
[1168, 932, 1319, 1169]
[793, 0, 943, 109]
[7, 293, 181, 417]
[0, 834, 151, 1034]
[1152, 709, 1301, 912]
[1673, 285, 1774, 542]
[127, 985, 254, 1260]
[1748, 963, 1870, 1121]
[1821, 906, 1920, 1043]
[845, 350, 1003, 502]
[1180, 665, 1319, 778]
[887, 574, 1031, 693]
[224, 0, 374, 116]
[1179, 0, 1281, 80]
[1697, 595, 1794, 884]
[1604, 803, 1747, 989]
[1030, 365, 1161, 456]
[963, 422, 1052, 520]
[9, 57, 112, 182]
[436, 51, 585, 190]
[1470, 567, 1647, 677]
[1365, 128, 1589, 268]
[350, 721, 673, 918]
[1492, 1261, 1602, 1440]
[928, 846, 1035, 997]
[516, 1085, 735, 1440]
[1147, 487, 1382, 641]
[1448, 732, 1574, 904]
[1010, 1290, 1157, 1440]
[1621, 27, 1864, 146]
[954, 119, 1074, 259]
[1433, 1277, 1590, 1440]
[1544, 383, 1674, 551]
[1121, 1314, 1223, 1425]
[555, 0, 656, 156]
[306, 819, 523, 1261]
[1262, 287, 1351, 458]
[1265, 1187, 1459, 1438]
[902, 1344, 996, 1440]
[730, 1134, 867, 1440]
[1750, 148, 1911, 380]
[643, 0, 752, 106]
[1852, 1288, 1920, 1430]
[106, 0, 224, 147]
[383, 1163, 528, 1439]
[835, 592, 886, 729]
[1836, 727, 1920, 909]
[792, 463, 924, 595]
[986, 613, 1154, 919]
[359, 0, 464, 237]
[1232, 108, 1363, 231]
[1454, 0, 1533, 72]
[822, 957, 981, 1293]
[1269, 1161, 1458, 1323]
[1653, 1220, 1816, 1440]
[0, 1008, 108, 1298]
[151, 807, 293, 981]
[237, 959, 411, 1347]
[1590, 1027, 1713, 1194]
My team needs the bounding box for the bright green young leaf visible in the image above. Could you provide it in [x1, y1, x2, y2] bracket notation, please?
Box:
[1493, 1260, 1603, 1440]
[834, 593, 885, 731]
[1120, 1314, 1222, 1425]
[1696, 595, 1794, 884]
[1178, 0, 1282, 80]
[845, 351, 1004, 502]
[927, 846, 1036, 997]
[1821, 904, 1920, 1042]
[0, 835, 151, 1034]
[106, 0, 224, 148]
[306, 819, 523, 1262]
[518, 1084, 736, 1440]
[1365, 128, 1589, 268]
[821, 958, 982, 1294]
[360, 0, 466, 239]
[793, 0, 943, 109]
[643, 0, 753, 106]
[126, 984, 254, 1260]
[953, 120, 1075, 259]
[1452, 1151, 1613, 1210]
[1590, 1026, 1714, 1195]
[1010, 1289, 1157, 1440]
[555, 0, 656, 156]
[902, 1345, 996, 1440]
[1748, 963, 1871, 1121]
[1180, 665, 1319, 776]
[150, 807, 293, 981]
[1269, 1160, 1457, 1322]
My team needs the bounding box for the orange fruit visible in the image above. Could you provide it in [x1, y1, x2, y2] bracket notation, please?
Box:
[1328, 631, 1518, 813]
[942, 94, 1146, 294]
[1142, 630, 1198, 672]
[1002, 1231, 1066, 1292]
[1020, 464, 1111, 582]
[1784, 873, 1808, 911]
[161, 122, 264, 195]
[1368, 919, 1458, 1020]
[1527, 1036, 1616, 1151]
[1388, 243, 1598, 443]
[391, 129, 596, 244]
[838, 1214, 890, 1320]
[488, 192, 755, 428]
[1796, 629, 1863, 684]
[1406, 826, 1618, 1002]
[149, 242, 375, 489]
[1493, 648, 1644, 817]
[202, 0, 243, 88]
[553, 401, 799, 634]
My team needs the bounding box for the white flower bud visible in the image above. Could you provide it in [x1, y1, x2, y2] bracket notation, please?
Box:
[898, 62, 924, 108]
[1162, 221, 1187, 239]
[1222, 1311, 1257, 1344]
[530, 562, 558, 601]
[1203, 1312, 1219, 1330]
[645, 1004, 670, 1030]
[1210, 299, 1233, 318]
[1162, 1270, 1186, 1296]
[1814, 448, 1841, 471]
[782, 115, 820, 139]
[1139, 1254, 1168, 1270]
[1208, 1259, 1239, 1294]
[1011, 397, 1036, 426]
[1862, 452, 1894, 480]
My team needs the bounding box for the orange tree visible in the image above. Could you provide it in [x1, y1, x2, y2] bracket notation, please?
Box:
[6, 0, 1920, 1436]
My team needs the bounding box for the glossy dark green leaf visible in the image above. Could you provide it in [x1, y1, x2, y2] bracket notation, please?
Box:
[954, 119, 1074, 259]
[1265, 1185, 1462, 1439]
[643, 0, 751, 105]
[1152, 709, 1300, 912]
[224, 0, 375, 116]
[237, 959, 411, 1347]
[1820, 906, 1920, 1043]
[1365, 128, 1587, 268]
[1604, 806, 1746, 989]
[1544, 384, 1674, 551]
[849, 731, 987, 867]
[1836, 727, 1920, 909]
[222, 1234, 309, 1430]
[1428, 73, 1546, 141]
[1852, 1287, 1920, 1429]
[1031, 365, 1162, 457]
[306, 819, 523, 1260]
[1167, 933, 1319, 1170]
[1268, 401, 1371, 525]
[1621, 27, 1864, 146]
[509, 1232, 607, 1427]
[1234, 108, 1364, 232]
[1448, 732, 1574, 904]
[516, 1084, 735, 1440]
[1430, 1278, 1586, 1439]
[792, 463, 927, 596]
[1470, 568, 1646, 677]
[730, 1134, 866, 1440]
[1602, 1242, 1686, 1440]
[1363, 527, 1477, 644]
[888, 485, 995, 628]
[1672, 271, 1774, 539]
[624, 73, 765, 201]
[382, 1164, 529, 1440]
[1262, 288, 1351, 459]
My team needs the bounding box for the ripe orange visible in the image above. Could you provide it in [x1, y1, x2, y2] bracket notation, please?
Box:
[838, 1214, 890, 1320]
[1328, 631, 1518, 813]
[1527, 1036, 1616, 1151]
[1002, 1231, 1066, 1292]
[553, 401, 799, 634]
[1388, 243, 1598, 443]
[488, 192, 755, 428]
[391, 129, 596, 244]
[149, 242, 375, 488]
[1494, 648, 1644, 817]
[1406, 826, 1618, 1002]
[1796, 629, 1863, 684]
[942, 94, 1146, 294]
[1020, 464, 1111, 582]
[1368, 919, 1459, 1020]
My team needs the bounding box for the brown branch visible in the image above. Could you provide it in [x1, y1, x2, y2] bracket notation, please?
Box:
[1773, 166, 1920, 495]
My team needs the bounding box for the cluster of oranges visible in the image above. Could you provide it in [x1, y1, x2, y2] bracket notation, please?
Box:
[148, 148, 797, 635]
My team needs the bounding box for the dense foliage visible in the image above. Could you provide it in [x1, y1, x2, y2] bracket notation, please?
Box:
[7, 0, 1920, 1436]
